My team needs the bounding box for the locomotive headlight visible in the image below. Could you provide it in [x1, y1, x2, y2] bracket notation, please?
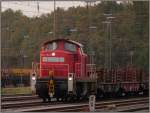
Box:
[52, 52, 55, 56]
[32, 76, 36, 80]
[69, 77, 73, 81]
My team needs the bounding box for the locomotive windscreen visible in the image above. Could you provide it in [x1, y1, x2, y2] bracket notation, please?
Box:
[64, 42, 77, 52]
[44, 42, 57, 50]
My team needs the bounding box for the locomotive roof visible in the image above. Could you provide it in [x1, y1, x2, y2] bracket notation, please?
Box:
[42, 38, 83, 47]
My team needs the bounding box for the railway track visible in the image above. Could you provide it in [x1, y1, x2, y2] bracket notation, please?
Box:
[2, 95, 38, 102]
[2, 93, 32, 97]
[2, 98, 59, 109]
[2, 96, 149, 112]
[1, 94, 146, 109]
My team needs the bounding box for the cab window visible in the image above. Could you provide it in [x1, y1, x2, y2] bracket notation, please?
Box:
[64, 42, 77, 52]
[47, 42, 57, 50]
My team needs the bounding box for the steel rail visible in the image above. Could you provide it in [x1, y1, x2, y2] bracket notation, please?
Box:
[2, 95, 38, 102]
[11, 97, 148, 112]
[2, 96, 148, 112]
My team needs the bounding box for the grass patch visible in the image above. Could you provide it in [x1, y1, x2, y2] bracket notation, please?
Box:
[1, 87, 32, 95]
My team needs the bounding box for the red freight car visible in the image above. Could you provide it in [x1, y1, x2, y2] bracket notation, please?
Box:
[96, 66, 148, 97]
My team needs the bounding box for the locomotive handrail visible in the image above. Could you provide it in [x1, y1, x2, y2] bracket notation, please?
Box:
[75, 63, 81, 77]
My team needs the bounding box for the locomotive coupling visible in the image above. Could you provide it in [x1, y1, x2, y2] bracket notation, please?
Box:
[48, 71, 55, 97]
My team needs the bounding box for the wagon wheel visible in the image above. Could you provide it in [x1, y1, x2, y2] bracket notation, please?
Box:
[138, 86, 144, 96]
[117, 88, 126, 97]
[97, 89, 104, 99]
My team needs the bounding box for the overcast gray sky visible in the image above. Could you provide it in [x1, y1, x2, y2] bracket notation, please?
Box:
[2, 1, 101, 17]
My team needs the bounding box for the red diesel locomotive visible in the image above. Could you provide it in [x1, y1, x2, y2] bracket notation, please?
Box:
[33, 39, 148, 102]
[35, 39, 97, 102]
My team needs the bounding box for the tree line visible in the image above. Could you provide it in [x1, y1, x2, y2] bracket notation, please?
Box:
[1, 1, 149, 72]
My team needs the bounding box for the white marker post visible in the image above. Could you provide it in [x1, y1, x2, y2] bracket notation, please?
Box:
[89, 95, 96, 112]
[30, 72, 36, 94]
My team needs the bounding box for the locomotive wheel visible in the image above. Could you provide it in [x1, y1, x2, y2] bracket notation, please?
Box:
[42, 97, 47, 103]
[61, 97, 65, 102]
[63, 97, 68, 102]
[56, 97, 60, 101]
[66, 96, 72, 102]
[60, 94, 68, 102]
[60, 97, 63, 102]
[60, 95, 68, 102]
[63, 94, 75, 102]
[48, 97, 51, 102]
[76, 96, 81, 102]
[70, 96, 76, 102]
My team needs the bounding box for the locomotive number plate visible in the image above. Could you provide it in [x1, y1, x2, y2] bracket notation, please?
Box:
[43, 57, 64, 62]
